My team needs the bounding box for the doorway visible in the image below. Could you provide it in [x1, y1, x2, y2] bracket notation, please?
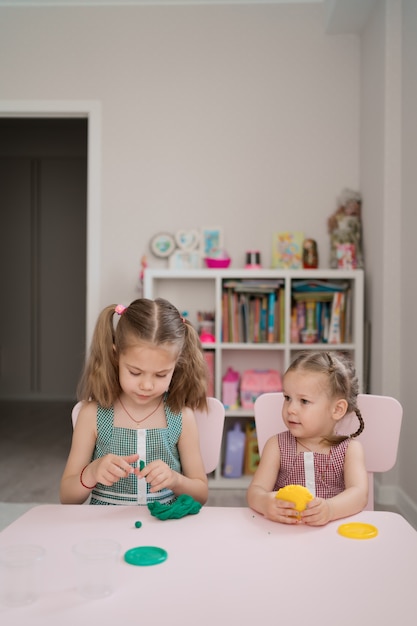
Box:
[0, 118, 87, 400]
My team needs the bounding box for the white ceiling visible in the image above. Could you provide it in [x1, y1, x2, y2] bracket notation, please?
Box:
[0, 0, 377, 35]
[0, 0, 322, 6]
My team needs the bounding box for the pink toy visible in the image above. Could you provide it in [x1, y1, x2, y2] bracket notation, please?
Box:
[205, 258, 231, 268]
[204, 247, 231, 268]
[240, 369, 282, 409]
[222, 367, 240, 409]
[200, 331, 215, 343]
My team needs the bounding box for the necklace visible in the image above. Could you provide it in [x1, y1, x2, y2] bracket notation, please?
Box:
[297, 439, 326, 454]
[119, 395, 163, 425]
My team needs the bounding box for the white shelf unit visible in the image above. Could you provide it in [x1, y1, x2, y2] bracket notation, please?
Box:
[143, 268, 364, 490]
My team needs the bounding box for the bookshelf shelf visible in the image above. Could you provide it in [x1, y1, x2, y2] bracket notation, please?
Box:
[144, 268, 364, 490]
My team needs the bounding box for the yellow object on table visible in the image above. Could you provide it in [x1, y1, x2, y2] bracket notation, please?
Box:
[275, 485, 314, 513]
[337, 522, 378, 539]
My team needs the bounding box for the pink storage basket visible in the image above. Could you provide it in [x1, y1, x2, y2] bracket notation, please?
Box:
[240, 369, 282, 409]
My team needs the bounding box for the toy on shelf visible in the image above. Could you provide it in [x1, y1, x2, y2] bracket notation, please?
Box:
[222, 367, 240, 409]
[244, 422, 260, 475]
[328, 188, 364, 269]
[245, 250, 262, 269]
[204, 248, 231, 269]
[302, 239, 318, 269]
[240, 369, 282, 410]
[138, 254, 147, 296]
[197, 311, 215, 342]
[223, 423, 245, 478]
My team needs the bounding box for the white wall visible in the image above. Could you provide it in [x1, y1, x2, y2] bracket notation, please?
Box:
[359, 0, 417, 527]
[359, 0, 402, 504]
[2, 1, 416, 522]
[0, 2, 359, 313]
[399, 0, 417, 522]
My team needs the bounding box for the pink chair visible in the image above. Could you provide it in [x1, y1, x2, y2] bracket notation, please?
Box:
[253, 392, 403, 510]
[72, 397, 225, 475]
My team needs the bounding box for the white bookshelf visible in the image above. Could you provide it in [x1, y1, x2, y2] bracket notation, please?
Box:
[144, 268, 364, 489]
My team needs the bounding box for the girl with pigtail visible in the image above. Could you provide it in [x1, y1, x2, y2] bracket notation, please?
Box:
[247, 351, 368, 526]
[60, 298, 209, 506]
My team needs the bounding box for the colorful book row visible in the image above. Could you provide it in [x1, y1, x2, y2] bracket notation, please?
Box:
[290, 285, 352, 344]
[221, 280, 285, 343]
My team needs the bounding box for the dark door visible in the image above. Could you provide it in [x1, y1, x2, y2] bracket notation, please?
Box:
[0, 118, 87, 400]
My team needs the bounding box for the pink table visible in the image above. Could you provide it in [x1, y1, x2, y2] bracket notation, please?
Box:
[0, 504, 416, 625]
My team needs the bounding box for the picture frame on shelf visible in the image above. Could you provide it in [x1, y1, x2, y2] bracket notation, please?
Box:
[271, 231, 304, 269]
[202, 227, 223, 257]
[150, 233, 176, 258]
[169, 250, 202, 270]
[175, 230, 201, 251]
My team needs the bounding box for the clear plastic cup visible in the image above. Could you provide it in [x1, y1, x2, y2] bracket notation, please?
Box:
[72, 539, 121, 599]
[0, 544, 46, 607]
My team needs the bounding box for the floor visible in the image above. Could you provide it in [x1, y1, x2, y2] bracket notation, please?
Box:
[0, 400, 246, 530]
[0, 400, 401, 532]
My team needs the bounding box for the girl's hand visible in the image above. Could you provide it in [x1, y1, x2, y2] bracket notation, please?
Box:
[138, 459, 177, 493]
[300, 498, 332, 526]
[263, 493, 299, 524]
[92, 453, 139, 486]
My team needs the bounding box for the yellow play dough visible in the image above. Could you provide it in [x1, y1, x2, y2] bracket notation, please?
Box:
[275, 485, 314, 512]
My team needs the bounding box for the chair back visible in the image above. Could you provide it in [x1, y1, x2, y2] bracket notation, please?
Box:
[193, 397, 225, 474]
[254, 392, 403, 510]
[71, 397, 225, 475]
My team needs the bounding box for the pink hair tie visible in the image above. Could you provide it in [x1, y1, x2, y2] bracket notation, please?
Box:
[115, 304, 127, 315]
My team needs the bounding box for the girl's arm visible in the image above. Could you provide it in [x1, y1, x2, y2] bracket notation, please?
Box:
[247, 436, 293, 521]
[139, 406, 208, 505]
[60, 401, 98, 504]
[301, 439, 368, 526]
[59, 402, 139, 504]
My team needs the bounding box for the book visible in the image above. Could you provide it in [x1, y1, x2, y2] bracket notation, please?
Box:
[305, 300, 315, 331]
[267, 291, 276, 343]
[260, 295, 268, 342]
[223, 279, 284, 293]
[272, 231, 304, 269]
[292, 279, 349, 293]
[203, 351, 215, 397]
[240, 294, 249, 343]
[279, 287, 285, 342]
[222, 291, 229, 342]
[328, 292, 345, 344]
[292, 291, 335, 302]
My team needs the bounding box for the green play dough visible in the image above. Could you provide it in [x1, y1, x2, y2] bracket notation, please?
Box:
[147, 494, 202, 520]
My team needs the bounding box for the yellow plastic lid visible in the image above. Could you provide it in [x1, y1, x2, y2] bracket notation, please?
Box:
[337, 522, 378, 539]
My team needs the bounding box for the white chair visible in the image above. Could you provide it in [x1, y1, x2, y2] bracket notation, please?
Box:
[253, 392, 403, 510]
[71, 396, 225, 475]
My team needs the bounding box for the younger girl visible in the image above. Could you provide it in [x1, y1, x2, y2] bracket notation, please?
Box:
[247, 351, 368, 526]
[60, 298, 209, 506]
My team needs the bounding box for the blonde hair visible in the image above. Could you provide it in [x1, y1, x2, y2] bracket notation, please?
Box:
[77, 298, 208, 412]
[285, 350, 364, 444]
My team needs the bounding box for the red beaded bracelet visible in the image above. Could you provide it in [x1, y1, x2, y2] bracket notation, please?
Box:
[80, 465, 97, 490]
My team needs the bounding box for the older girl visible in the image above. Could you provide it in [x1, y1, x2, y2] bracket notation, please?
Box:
[60, 298, 208, 506]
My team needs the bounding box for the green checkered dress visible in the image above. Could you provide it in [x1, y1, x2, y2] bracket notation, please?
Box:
[90, 395, 182, 506]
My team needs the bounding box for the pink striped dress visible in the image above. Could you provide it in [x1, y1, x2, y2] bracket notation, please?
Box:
[273, 431, 351, 498]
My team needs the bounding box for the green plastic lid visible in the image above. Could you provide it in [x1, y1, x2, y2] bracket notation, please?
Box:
[124, 546, 168, 566]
